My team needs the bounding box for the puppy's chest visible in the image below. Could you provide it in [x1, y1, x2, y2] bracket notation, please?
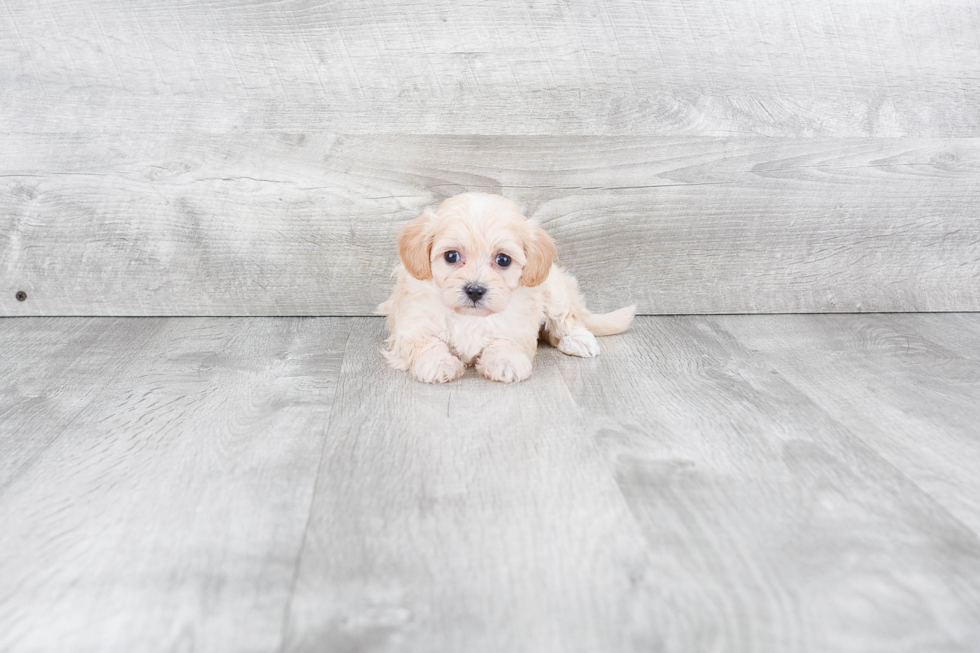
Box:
[443, 317, 495, 364]
[439, 289, 544, 364]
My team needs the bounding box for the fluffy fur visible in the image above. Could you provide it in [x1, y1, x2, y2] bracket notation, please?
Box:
[378, 192, 635, 383]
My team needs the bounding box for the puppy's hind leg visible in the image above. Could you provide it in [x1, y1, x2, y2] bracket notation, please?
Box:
[540, 268, 600, 358]
[541, 266, 636, 358]
[542, 305, 600, 358]
[550, 305, 638, 358]
[554, 322, 601, 358]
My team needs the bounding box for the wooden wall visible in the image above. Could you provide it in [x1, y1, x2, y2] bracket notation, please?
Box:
[2, 0, 979, 315]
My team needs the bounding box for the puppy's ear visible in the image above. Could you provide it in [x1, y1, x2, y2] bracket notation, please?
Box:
[521, 222, 557, 287]
[398, 211, 435, 280]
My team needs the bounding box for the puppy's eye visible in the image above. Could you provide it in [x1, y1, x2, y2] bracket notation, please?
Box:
[444, 250, 460, 264]
[495, 253, 512, 268]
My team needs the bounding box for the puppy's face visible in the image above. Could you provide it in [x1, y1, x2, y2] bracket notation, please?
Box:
[398, 193, 556, 316]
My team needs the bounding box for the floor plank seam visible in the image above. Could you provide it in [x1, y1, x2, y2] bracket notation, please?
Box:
[274, 319, 355, 653]
[787, 383, 980, 542]
[0, 318, 159, 495]
[708, 316, 980, 543]
[549, 346, 658, 551]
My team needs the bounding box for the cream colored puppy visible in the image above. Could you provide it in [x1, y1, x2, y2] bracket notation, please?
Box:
[378, 192, 635, 383]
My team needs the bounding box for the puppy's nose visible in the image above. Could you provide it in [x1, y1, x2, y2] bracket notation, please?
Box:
[464, 284, 487, 302]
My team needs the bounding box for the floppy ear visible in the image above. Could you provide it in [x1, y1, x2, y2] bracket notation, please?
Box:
[398, 212, 435, 280]
[521, 222, 557, 287]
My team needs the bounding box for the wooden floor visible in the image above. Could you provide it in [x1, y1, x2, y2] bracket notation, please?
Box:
[1, 315, 979, 652]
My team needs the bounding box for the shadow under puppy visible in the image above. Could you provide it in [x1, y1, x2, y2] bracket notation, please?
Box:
[378, 192, 635, 383]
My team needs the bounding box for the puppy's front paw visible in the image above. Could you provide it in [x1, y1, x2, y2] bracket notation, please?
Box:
[477, 349, 533, 383]
[558, 328, 600, 358]
[411, 351, 465, 384]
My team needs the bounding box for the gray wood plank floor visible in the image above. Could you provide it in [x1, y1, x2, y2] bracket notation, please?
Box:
[1, 315, 979, 652]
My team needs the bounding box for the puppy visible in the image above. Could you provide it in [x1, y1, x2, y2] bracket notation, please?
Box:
[378, 192, 635, 383]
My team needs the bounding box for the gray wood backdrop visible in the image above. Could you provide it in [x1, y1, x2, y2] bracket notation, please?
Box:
[2, 0, 979, 316]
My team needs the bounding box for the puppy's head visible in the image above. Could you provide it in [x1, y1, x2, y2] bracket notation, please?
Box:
[398, 193, 556, 316]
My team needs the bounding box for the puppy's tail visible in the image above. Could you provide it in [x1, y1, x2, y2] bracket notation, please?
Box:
[582, 304, 636, 337]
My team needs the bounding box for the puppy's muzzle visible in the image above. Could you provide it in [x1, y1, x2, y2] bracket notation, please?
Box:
[464, 284, 487, 303]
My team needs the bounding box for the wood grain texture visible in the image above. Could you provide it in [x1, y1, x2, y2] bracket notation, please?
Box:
[281, 318, 666, 652]
[715, 313, 980, 533]
[2, 0, 979, 136]
[555, 316, 980, 652]
[4, 0, 980, 316]
[3, 134, 978, 316]
[0, 317, 349, 652]
[1, 315, 979, 651]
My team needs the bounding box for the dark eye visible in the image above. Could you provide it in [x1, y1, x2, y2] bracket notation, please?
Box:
[444, 250, 460, 264]
[495, 253, 512, 268]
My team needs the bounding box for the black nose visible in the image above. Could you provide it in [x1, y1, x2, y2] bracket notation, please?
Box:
[464, 284, 487, 302]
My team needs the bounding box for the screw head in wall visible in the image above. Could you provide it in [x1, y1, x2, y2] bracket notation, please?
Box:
[15, 291, 27, 302]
